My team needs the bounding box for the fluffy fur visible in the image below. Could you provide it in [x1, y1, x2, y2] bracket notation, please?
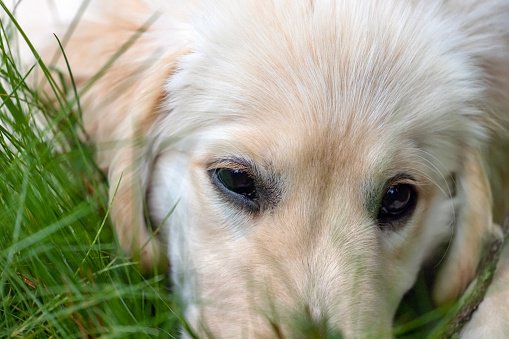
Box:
[12, 0, 509, 337]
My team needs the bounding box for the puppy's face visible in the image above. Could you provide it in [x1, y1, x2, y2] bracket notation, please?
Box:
[151, 119, 451, 337]
[146, 1, 496, 337]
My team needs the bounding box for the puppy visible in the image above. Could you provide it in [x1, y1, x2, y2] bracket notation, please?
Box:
[11, 0, 509, 337]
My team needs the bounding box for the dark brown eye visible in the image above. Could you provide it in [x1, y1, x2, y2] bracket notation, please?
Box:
[377, 184, 417, 225]
[215, 168, 257, 198]
[211, 168, 259, 209]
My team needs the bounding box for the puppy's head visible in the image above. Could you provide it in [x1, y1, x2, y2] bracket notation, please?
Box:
[73, 0, 508, 337]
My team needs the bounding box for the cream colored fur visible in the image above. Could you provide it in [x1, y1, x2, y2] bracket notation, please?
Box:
[10, 0, 509, 337]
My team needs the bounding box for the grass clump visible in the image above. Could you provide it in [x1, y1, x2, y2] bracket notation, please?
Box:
[0, 6, 181, 339]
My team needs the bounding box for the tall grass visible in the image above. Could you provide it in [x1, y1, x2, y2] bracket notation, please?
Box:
[0, 6, 181, 338]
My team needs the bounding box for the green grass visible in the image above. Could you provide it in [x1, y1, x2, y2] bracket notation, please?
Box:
[0, 6, 182, 339]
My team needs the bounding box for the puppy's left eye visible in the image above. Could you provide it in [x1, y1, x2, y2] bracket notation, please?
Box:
[377, 183, 417, 226]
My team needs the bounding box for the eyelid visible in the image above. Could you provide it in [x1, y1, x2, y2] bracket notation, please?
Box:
[385, 174, 419, 188]
[207, 158, 254, 173]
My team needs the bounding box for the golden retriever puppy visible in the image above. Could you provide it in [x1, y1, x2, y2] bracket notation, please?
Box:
[11, 0, 509, 337]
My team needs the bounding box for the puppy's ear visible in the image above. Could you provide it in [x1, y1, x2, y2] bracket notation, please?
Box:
[35, 4, 192, 271]
[433, 147, 502, 305]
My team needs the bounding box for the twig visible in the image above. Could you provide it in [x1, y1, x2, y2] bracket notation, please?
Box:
[432, 216, 509, 338]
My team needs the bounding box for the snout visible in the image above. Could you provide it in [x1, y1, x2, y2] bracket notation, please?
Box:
[180, 216, 393, 338]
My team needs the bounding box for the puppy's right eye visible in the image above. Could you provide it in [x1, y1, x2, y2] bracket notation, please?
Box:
[377, 183, 417, 227]
[211, 168, 259, 210]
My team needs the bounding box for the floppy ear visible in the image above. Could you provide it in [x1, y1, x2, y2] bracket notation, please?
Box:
[29, 3, 192, 271]
[432, 146, 502, 305]
[431, 0, 508, 302]
[33, 16, 188, 271]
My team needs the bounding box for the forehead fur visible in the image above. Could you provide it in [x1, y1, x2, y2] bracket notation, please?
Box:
[160, 0, 486, 151]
